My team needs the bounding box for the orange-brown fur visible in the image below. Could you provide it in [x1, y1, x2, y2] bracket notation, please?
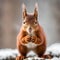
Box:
[16, 3, 46, 60]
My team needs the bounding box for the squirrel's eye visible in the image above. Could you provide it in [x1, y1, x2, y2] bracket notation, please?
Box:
[23, 22, 25, 24]
[34, 22, 37, 24]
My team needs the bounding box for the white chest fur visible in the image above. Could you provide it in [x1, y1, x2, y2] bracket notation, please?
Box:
[25, 42, 38, 49]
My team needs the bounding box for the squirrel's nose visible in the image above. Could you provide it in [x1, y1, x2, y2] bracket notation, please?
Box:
[29, 27, 32, 32]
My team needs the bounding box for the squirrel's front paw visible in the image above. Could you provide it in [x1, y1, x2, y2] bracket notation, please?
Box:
[25, 35, 31, 42]
[16, 56, 25, 60]
[31, 36, 37, 42]
[31, 36, 41, 44]
[22, 35, 31, 44]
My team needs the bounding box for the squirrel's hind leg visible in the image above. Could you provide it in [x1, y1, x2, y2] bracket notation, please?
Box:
[41, 54, 52, 59]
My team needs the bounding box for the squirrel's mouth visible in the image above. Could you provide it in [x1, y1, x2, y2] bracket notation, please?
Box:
[27, 27, 33, 34]
[27, 27, 35, 36]
[29, 27, 32, 33]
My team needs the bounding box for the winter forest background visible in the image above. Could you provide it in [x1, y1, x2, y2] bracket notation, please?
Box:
[0, 0, 60, 48]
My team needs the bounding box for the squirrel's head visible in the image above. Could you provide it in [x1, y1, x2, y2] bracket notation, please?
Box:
[22, 3, 39, 35]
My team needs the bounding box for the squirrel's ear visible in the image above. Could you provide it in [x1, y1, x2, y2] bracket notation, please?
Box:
[34, 3, 38, 20]
[22, 3, 27, 19]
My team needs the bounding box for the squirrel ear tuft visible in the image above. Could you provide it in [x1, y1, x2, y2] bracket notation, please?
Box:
[34, 3, 38, 19]
[22, 3, 27, 19]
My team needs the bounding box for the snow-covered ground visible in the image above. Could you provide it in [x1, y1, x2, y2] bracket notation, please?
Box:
[0, 49, 18, 59]
[0, 43, 60, 60]
[46, 43, 60, 56]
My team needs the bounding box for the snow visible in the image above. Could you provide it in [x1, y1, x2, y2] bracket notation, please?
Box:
[0, 43, 60, 60]
[24, 56, 45, 60]
[0, 49, 19, 59]
[51, 57, 60, 60]
[46, 43, 60, 56]
[26, 50, 38, 57]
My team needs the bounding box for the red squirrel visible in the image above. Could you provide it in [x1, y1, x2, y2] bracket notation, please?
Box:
[16, 3, 46, 60]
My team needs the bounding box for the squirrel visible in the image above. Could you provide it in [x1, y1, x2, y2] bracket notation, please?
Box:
[16, 3, 46, 60]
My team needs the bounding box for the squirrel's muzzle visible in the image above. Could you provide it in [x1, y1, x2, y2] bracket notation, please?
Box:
[29, 27, 32, 33]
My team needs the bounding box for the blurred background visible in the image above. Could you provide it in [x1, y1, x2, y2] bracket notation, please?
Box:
[0, 0, 60, 48]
